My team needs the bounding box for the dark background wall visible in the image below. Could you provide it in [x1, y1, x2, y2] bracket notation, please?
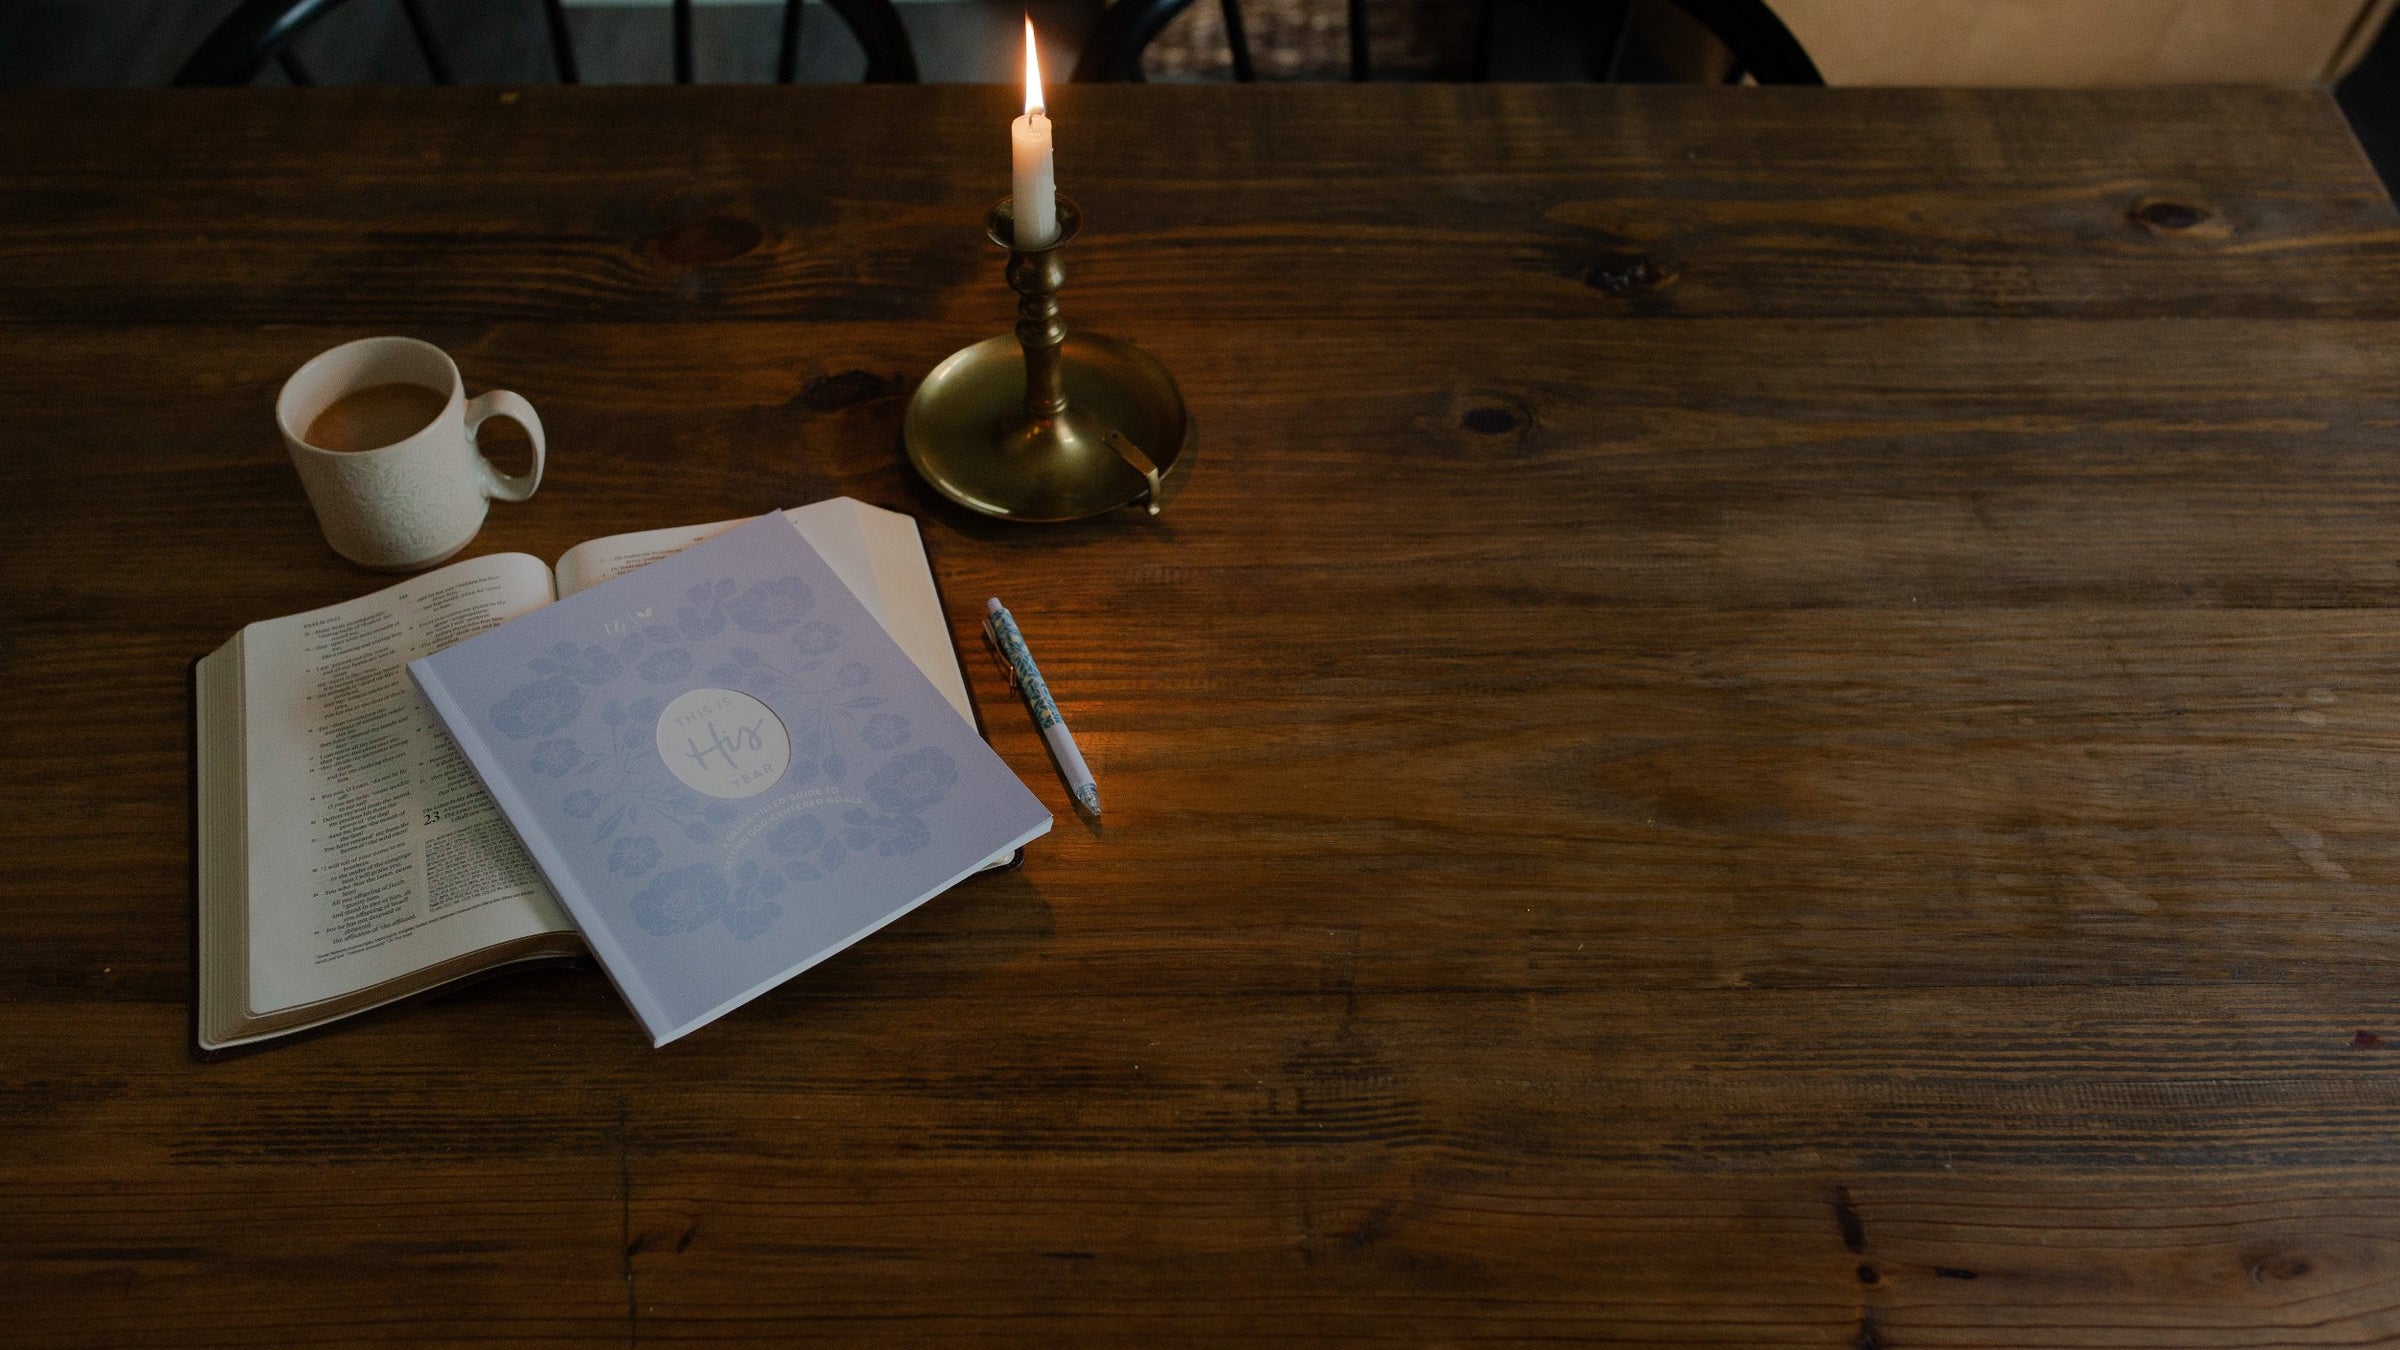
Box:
[0, 0, 1071, 86]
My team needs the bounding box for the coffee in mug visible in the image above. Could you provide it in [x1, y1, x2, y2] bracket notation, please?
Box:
[304, 382, 452, 453]
[277, 337, 546, 570]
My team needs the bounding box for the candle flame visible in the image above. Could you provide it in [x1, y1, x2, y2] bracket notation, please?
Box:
[1023, 16, 1045, 118]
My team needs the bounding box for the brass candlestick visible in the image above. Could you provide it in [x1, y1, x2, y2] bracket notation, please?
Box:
[905, 195, 1195, 523]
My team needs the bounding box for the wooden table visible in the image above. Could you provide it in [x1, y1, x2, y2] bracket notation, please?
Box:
[5, 83, 2399, 1346]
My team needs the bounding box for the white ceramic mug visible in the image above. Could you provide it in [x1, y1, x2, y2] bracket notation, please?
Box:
[276, 336, 546, 570]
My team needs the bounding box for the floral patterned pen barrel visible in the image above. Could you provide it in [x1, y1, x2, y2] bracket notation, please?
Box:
[983, 598, 1098, 817]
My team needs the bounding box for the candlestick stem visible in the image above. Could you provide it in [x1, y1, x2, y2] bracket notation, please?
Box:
[1007, 244, 1069, 419]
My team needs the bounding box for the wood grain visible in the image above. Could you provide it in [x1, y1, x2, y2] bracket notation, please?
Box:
[2, 86, 2398, 325]
[4, 84, 2400, 1346]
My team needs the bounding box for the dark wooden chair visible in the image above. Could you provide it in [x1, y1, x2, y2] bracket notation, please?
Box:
[174, 0, 918, 87]
[1072, 0, 1821, 85]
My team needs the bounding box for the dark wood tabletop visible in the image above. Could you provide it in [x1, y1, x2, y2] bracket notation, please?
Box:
[5, 82, 2400, 1346]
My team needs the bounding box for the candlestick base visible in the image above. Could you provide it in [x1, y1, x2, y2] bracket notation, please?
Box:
[904, 194, 1196, 523]
[907, 331, 1195, 523]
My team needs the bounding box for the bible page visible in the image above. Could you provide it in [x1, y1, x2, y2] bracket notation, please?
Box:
[243, 552, 572, 1013]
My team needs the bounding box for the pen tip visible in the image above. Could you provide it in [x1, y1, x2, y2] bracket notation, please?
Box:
[1073, 784, 1101, 817]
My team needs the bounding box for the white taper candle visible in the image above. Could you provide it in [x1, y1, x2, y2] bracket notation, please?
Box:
[1011, 17, 1058, 249]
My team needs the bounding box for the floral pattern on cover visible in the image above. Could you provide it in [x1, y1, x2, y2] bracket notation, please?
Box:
[478, 569, 953, 943]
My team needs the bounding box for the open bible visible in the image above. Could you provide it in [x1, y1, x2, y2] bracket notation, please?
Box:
[193, 499, 987, 1056]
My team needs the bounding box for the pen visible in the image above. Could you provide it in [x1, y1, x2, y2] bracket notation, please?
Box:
[983, 597, 1100, 817]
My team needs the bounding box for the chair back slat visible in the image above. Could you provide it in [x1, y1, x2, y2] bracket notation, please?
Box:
[1219, 0, 1257, 82]
[777, 0, 806, 84]
[1676, 0, 1818, 83]
[174, 0, 343, 86]
[1074, 0, 1822, 86]
[538, 0, 579, 82]
[174, 0, 919, 87]
[825, 0, 919, 82]
[395, 0, 454, 84]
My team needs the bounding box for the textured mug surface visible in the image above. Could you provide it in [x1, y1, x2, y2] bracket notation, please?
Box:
[277, 337, 546, 570]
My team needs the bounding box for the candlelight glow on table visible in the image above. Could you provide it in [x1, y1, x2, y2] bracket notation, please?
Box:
[898, 18, 1197, 522]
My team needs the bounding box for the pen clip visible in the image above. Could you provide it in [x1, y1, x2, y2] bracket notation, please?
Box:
[981, 617, 1021, 690]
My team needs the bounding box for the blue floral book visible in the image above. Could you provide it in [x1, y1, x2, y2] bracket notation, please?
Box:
[408, 514, 1052, 1045]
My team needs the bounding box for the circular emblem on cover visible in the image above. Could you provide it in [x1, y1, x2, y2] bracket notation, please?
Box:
[655, 687, 789, 800]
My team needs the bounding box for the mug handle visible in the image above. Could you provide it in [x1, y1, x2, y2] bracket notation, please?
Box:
[464, 389, 546, 502]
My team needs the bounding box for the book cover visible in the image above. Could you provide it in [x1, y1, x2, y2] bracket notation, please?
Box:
[408, 514, 1052, 1044]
